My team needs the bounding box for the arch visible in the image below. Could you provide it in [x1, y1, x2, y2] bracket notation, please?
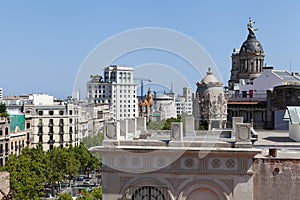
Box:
[178, 179, 229, 200]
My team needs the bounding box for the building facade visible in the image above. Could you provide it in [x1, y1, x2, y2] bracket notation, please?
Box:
[0, 112, 27, 167]
[87, 65, 138, 120]
[22, 94, 79, 151]
[175, 87, 193, 116]
[152, 93, 177, 121]
[78, 102, 111, 138]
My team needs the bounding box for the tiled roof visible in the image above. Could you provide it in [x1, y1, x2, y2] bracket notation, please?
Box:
[273, 70, 300, 83]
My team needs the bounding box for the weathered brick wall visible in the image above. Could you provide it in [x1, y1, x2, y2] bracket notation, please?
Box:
[0, 172, 10, 199]
[253, 159, 300, 200]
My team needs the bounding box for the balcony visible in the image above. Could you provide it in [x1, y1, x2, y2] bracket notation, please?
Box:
[59, 131, 64, 135]
[5, 151, 9, 155]
[38, 132, 43, 137]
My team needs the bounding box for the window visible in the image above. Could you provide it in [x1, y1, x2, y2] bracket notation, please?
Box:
[59, 111, 64, 115]
[69, 110, 73, 115]
[39, 135, 43, 143]
[5, 143, 8, 153]
[38, 127, 43, 134]
[0, 129, 2, 136]
[38, 110, 43, 116]
[5, 127, 8, 135]
[26, 122, 30, 129]
[49, 110, 54, 115]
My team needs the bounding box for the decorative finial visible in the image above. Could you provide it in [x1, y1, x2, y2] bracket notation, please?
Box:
[247, 17, 258, 36]
[207, 67, 212, 75]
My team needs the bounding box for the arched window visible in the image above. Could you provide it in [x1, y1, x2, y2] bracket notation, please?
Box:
[131, 186, 169, 200]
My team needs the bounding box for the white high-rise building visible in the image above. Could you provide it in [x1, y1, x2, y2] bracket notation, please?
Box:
[175, 87, 193, 116]
[87, 65, 138, 120]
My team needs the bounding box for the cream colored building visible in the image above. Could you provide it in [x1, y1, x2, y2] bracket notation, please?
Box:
[78, 102, 111, 138]
[23, 94, 79, 151]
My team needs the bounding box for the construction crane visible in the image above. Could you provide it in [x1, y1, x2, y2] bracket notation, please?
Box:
[134, 77, 152, 101]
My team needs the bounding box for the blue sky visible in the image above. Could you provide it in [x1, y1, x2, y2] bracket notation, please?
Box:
[1, 1, 300, 98]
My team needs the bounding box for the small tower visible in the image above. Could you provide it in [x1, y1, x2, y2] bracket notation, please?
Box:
[138, 88, 153, 121]
[228, 18, 265, 90]
[194, 68, 227, 130]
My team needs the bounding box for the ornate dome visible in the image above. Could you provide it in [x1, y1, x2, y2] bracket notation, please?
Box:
[240, 35, 264, 53]
[201, 68, 219, 84]
[196, 68, 224, 95]
[240, 18, 264, 53]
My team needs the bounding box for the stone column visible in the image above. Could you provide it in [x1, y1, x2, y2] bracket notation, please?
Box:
[232, 117, 243, 138]
[184, 116, 195, 136]
[235, 123, 252, 148]
[170, 122, 183, 141]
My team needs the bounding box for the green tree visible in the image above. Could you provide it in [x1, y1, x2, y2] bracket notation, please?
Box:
[90, 187, 102, 200]
[58, 193, 73, 200]
[0, 103, 8, 117]
[3, 146, 48, 200]
[0, 103, 6, 113]
[77, 187, 102, 200]
[72, 144, 100, 178]
[0, 144, 99, 199]
[47, 146, 80, 191]
[162, 117, 181, 130]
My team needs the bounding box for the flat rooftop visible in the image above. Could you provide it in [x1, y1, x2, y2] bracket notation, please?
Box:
[254, 129, 300, 159]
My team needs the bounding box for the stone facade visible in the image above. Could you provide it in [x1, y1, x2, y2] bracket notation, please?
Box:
[91, 117, 261, 200]
[194, 68, 227, 130]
